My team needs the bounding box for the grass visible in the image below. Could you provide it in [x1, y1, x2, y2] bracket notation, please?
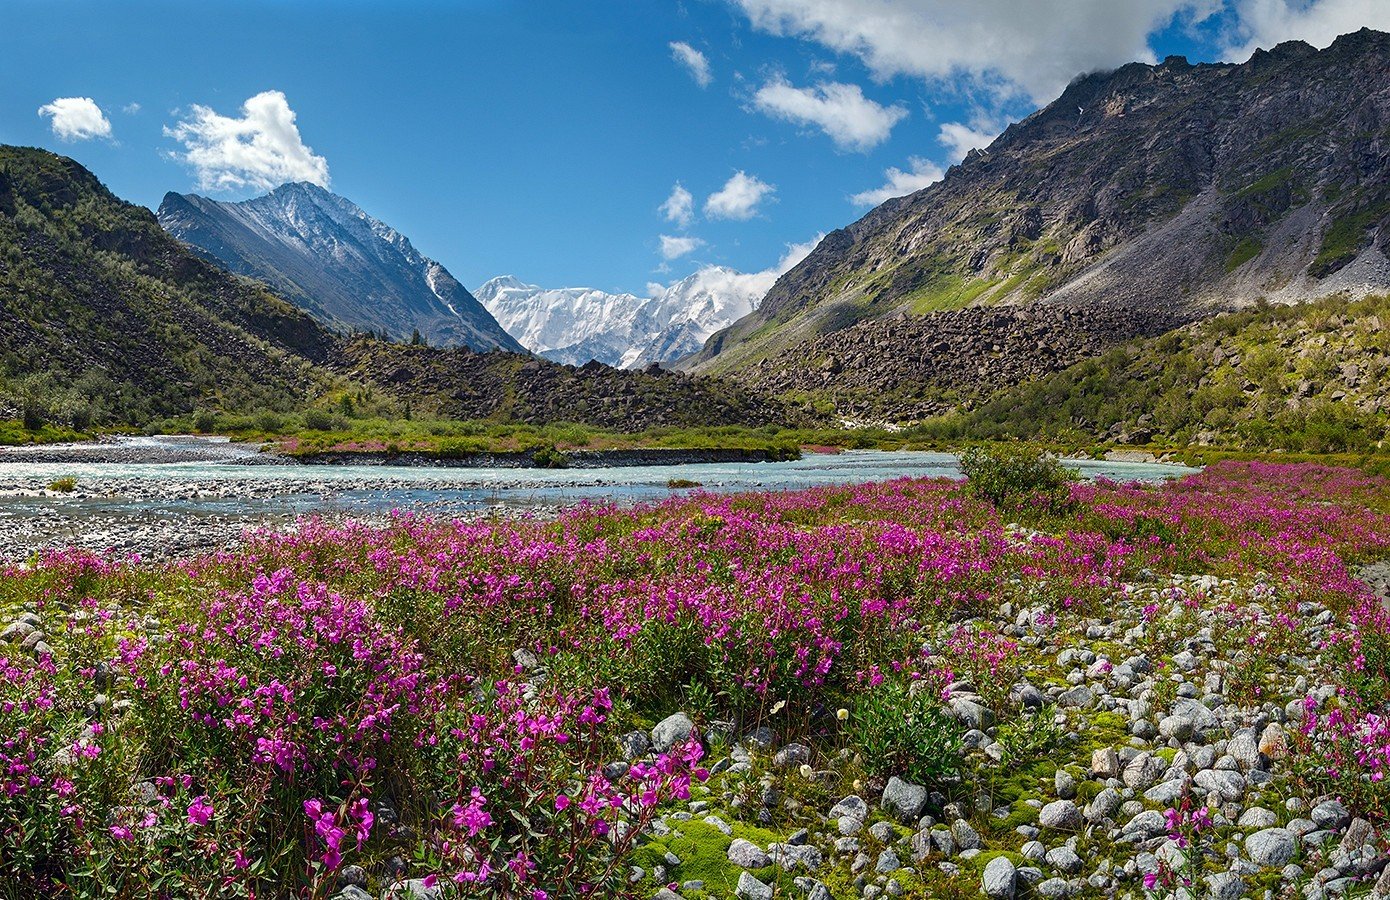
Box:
[1313, 201, 1390, 274]
[1225, 236, 1263, 271]
[902, 274, 999, 314]
[0, 419, 90, 446]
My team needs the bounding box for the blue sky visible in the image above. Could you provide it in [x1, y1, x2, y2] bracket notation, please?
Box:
[3, 0, 1386, 296]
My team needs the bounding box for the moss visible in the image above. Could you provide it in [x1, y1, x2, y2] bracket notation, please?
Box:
[632, 817, 795, 896]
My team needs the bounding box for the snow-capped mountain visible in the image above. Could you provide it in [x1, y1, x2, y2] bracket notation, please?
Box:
[477, 238, 820, 368]
[157, 183, 523, 352]
[476, 276, 650, 367]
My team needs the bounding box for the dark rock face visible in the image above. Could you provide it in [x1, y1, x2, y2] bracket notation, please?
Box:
[334, 339, 801, 431]
[158, 183, 524, 353]
[733, 303, 1184, 421]
[695, 30, 1390, 384]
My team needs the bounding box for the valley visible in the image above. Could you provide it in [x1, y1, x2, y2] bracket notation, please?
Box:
[8, 10, 1390, 900]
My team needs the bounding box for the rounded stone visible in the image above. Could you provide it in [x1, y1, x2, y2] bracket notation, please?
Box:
[1245, 828, 1297, 867]
[982, 856, 1017, 899]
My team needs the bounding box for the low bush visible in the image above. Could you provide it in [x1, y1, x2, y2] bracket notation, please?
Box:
[847, 679, 962, 787]
[958, 442, 1076, 511]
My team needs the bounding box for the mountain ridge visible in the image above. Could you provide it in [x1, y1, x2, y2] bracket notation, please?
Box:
[158, 182, 524, 352]
[477, 264, 773, 369]
[0, 146, 801, 433]
[693, 28, 1390, 381]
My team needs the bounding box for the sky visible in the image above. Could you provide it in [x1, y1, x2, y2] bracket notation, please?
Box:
[3, 0, 1389, 298]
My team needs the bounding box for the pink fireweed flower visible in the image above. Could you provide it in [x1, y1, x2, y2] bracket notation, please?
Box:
[450, 786, 491, 836]
[187, 795, 214, 827]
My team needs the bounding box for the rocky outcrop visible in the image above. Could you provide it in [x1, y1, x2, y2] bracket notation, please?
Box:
[732, 302, 1183, 421]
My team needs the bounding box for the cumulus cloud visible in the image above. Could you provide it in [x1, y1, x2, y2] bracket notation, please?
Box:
[704, 170, 776, 220]
[752, 77, 907, 151]
[37, 97, 113, 141]
[1221, 0, 1390, 60]
[851, 156, 944, 205]
[670, 41, 714, 87]
[652, 233, 824, 308]
[164, 90, 329, 192]
[733, 0, 1223, 106]
[661, 182, 695, 227]
[937, 120, 1001, 162]
[660, 234, 706, 259]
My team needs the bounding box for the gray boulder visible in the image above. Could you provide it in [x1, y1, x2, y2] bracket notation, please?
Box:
[881, 776, 927, 824]
[982, 856, 1017, 899]
[1245, 828, 1297, 867]
[735, 872, 773, 900]
[651, 713, 695, 754]
[728, 838, 771, 869]
[1038, 800, 1082, 831]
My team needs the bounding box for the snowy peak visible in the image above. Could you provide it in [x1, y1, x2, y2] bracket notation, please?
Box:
[157, 185, 523, 353]
[478, 263, 780, 369]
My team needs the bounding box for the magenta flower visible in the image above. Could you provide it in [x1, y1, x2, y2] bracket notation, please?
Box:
[187, 795, 214, 827]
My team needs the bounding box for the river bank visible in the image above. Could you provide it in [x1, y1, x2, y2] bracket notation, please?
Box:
[0, 437, 1198, 563]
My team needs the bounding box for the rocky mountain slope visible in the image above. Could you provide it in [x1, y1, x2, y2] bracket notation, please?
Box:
[0, 146, 797, 432]
[478, 265, 771, 369]
[693, 29, 1390, 381]
[337, 336, 793, 429]
[158, 183, 523, 352]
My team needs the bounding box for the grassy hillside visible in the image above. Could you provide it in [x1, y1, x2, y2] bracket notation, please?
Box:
[0, 146, 340, 428]
[928, 293, 1390, 453]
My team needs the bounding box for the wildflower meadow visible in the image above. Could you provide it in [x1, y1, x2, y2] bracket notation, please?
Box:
[4, 460, 1390, 899]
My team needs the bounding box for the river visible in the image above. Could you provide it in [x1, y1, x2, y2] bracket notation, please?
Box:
[0, 436, 1197, 561]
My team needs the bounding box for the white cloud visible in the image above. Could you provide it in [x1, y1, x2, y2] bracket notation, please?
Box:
[670, 41, 714, 87]
[653, 233, 824, 306]
[660, 234, 706, 259]
[733, 0, 1223, 106]
[1221, 0, 1390, 60]
[771, 233, 822, 274]
[661, 182, 695, 227]
[164, 90, 329, 192]
[752, 77, 907, 151]
[704, 170, 776, 220]
[122, 102, 142, 115]
[937, 120, 1001, 162]
[37, 97, 113, 141]
[851, 156, 944, 205]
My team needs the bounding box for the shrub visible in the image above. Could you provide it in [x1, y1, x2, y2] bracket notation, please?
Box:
[300, 408, 335, 431]
[958, 442, 1076, 511]
[47, 476, 76, 493]
[848, 679, 961, 786]
[191, 408, 219, 433]
[252, 410, 285, 434]
[531, 445, 569, 469]
[992, 707, 1064, 767]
